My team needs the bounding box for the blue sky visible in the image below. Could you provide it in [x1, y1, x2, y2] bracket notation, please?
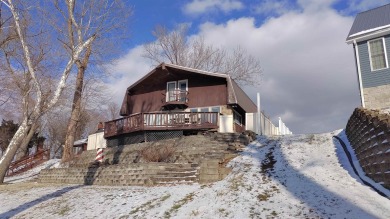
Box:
[106, 0, 390, 134]
[127, 0, 386, 47]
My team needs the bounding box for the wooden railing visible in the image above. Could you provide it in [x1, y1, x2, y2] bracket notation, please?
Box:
[6, 149, 50, 176]
[166, 90, 189, 103]
[104, 112, 219, 138]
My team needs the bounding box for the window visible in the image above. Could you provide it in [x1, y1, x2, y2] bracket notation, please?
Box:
[211, 107, 220, 113]
[166, 81, 177, 102]
[166, 80, 188, 102]
[189, 106, 221, 113]
[368, 38, 388, 71]
[233, 110, 242, 125]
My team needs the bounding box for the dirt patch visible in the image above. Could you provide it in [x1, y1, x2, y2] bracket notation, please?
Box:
[261, 147, 276, 176]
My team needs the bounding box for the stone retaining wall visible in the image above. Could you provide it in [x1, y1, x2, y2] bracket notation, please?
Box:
[39, 163, 199, 186]
[346, 108, 390, 189]
[39, 135, 244, 186]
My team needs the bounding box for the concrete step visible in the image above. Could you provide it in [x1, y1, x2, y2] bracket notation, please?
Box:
[152, 175, 198, 184]
[155, 171, 197, 178]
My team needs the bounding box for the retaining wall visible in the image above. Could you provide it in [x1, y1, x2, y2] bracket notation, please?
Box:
[39, 163, 199, 186]
[39, 135, 243, 186]
[346, 108, 390, 189]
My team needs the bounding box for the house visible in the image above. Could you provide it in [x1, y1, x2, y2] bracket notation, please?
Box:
[87, 122, 107, 151]
[73, 138, 87, 155]
[346, 3, 390, 109]
[104, 63, 258, 146]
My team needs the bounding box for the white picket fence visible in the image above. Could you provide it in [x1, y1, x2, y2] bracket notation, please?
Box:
[246, 112, 292, 136]
[278, 117, 292, 135]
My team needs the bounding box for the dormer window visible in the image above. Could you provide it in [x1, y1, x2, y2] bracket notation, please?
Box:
[368, 38, 388, 71]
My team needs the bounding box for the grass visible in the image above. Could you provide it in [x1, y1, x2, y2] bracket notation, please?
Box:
[307, 134, 315, 144]
[130, 194, 171, 215]
[57, 205, 71, 216]
[229, 173, 244, 191]
[257, 186, 279, 202]
[190, 210, 199, 216]
[257, 193, 270, 202]
[218, 208, 229, 217]
[164, 192, 195, 218]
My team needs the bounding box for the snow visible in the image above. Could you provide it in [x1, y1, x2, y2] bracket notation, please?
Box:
[1, 131, 389, 218]
[337, 130, 390, 198]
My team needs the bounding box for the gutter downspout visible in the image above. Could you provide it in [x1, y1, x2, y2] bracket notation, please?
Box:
[353, 40, 365, 107]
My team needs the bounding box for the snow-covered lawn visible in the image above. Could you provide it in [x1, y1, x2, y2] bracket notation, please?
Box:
[1, 130, 389, 218]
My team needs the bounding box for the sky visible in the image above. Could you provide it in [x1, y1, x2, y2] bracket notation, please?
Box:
[105, 0, 390, 134]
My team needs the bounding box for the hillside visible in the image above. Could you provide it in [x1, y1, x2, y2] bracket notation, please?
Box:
[0, 130, 389, 218]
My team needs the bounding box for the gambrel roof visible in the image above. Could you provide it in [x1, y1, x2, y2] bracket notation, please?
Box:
[120, 63, 257, 115]
[347, 3, 390, 42]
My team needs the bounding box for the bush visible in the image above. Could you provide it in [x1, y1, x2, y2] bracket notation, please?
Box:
[140, 143, 176, 162]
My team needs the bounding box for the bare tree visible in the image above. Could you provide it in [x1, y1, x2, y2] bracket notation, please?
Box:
[107, 101, 120, 120]
[0, 0, 97, 183]
[56, 0, 131, 162]
[0, 3, 49, 161]
[143, 24, 262, 86]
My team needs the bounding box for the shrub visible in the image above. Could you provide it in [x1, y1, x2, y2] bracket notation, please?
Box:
[140, 143, 176, 162]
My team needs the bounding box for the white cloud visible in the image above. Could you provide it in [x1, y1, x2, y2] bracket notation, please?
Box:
[107, 2, 362, 133]
[104, 45, 153, 106]
[196, 6, 359, 133]
[253, 0, 296, 16]
[183, 0, 244, 15]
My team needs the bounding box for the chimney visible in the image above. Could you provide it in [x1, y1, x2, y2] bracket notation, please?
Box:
[97, 122, 104, 131]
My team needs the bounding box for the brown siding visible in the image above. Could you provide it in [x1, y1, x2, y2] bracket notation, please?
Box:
[127, 90, 164, 114]
[125, 68, 228, 114]
[186, 74, 227, 108]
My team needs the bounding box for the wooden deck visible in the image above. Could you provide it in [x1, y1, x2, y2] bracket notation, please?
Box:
[104, 112, 219, 138]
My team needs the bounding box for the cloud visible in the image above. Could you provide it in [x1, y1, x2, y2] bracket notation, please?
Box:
[253, 0, 297, 16]
[196, 7, 360, 133]
[104, 45, 153, 106]
[183, 0, 244, 15]
[107, 1, 362, 134]
[342, 0, 389, 14]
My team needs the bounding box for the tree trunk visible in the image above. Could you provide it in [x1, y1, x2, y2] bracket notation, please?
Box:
[15, 122, 38, 161]
[62, 47, 92, 162]
[0, 119, 29, 183]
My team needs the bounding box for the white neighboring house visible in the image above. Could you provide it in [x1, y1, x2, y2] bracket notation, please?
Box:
[87, 130, 107, 151]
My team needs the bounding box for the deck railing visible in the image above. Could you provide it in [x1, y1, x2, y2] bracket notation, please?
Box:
[166, 90, 188, 103]
[6, 149, 50, 176]
[104, 112, 218, 138]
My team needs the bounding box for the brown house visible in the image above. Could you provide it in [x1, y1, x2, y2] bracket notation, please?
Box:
[104, 63, 257, 146]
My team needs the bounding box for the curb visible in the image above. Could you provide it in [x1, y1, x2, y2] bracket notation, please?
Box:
[333, 136, 388, 198]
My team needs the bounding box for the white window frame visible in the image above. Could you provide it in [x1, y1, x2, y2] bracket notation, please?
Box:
[177, 79, 188, 102]
[177, 79, 188, 92]
[188, 106, 221, 113]
[368, 37, 389, 71]
[166, 81, 177, 102]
